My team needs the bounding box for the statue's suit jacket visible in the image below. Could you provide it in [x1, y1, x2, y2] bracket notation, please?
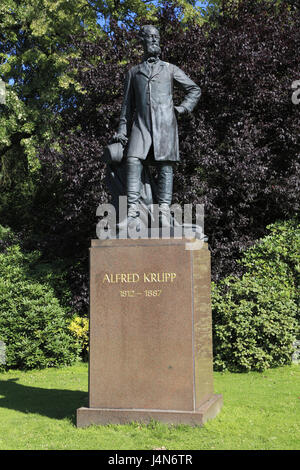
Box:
[118, 60, 201, 162]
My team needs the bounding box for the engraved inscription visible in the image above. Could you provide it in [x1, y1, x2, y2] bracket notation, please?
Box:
[102, 271, 177, 299]
[102, 272, 176, 283]
[119, 289, 162, 298]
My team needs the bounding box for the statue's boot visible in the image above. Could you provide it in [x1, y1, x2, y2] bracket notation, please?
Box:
[157, 163, 173, 228]
[117, 157, 146, 233]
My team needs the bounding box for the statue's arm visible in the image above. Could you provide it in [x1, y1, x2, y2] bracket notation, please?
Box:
[114, 69, 135, 145]
[172, 65, 201, 114]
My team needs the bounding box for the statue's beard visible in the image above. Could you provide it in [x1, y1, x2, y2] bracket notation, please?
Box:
[146, 44, 161, 57]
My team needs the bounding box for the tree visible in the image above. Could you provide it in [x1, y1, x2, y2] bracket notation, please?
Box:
[199, 0, 300, 23]
[0, 0, 102, 232]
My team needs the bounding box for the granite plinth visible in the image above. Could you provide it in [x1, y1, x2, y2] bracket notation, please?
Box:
[76, 238, 222, 427]
[77, 394, 223, 427]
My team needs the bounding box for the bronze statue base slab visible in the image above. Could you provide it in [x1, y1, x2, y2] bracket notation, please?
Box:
[76, 238, 222, 427]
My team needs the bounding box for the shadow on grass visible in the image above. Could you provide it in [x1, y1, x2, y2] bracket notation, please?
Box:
[0, 378, 88, 425]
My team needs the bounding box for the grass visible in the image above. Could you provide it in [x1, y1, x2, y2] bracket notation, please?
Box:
[0, 362, 299, 450]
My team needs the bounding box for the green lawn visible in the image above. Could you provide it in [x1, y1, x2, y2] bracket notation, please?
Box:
[0, 362, 299, 450]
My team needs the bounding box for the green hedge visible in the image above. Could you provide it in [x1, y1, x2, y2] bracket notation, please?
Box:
[212, 219, 300, 372]
[0, 227, 80, 370]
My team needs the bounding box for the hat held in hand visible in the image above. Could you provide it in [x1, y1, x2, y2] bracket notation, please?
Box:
[103, 133, 128, 163]
[103, 141, 124, 163]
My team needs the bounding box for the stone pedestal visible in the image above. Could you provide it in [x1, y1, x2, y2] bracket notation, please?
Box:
[76, 238, 222, 427]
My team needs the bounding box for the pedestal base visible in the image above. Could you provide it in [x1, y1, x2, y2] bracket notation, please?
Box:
[76, 238, 222, 428]
[77, 394, 223, 428]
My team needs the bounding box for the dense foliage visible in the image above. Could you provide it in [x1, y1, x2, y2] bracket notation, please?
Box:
[0, 226, 79, 370]
[0, 1, 99, 225]
[68, 316, 89, 361]
[29, 0, 299, 313]
[212, 219, 300, 372]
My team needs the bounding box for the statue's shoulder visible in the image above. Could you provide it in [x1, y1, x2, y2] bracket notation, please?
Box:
[161, 61, 176, 71]
[128, 64, 140, 75]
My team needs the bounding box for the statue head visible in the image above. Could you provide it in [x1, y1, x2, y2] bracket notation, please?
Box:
[138, 25, 161, 59]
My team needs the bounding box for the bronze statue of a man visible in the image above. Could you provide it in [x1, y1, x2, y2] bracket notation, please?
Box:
[114, 25, 201, 226]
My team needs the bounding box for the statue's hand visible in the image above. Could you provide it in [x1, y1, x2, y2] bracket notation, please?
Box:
[174, 106, 186, 115]
[112, 132, 128, 146]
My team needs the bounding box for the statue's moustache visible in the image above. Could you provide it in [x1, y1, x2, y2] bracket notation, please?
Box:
[147, 44, 161, 55]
